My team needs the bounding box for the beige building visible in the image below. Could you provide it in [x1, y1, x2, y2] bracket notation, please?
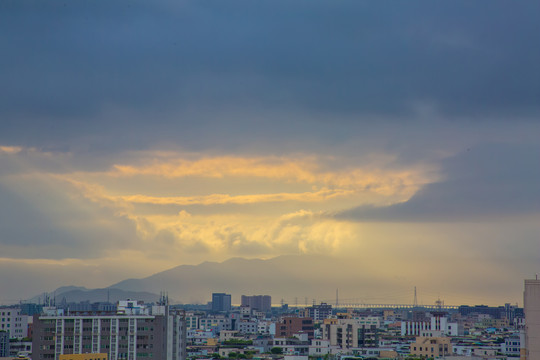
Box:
[379, 350, 398, 358]
[410, 337, 452, 358]
[59, 354, 108, 360]
[524, 279, 540, 360]
[322, 319, 378, 349]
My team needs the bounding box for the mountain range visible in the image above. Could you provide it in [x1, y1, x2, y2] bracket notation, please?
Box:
[33, 255, 392, 305]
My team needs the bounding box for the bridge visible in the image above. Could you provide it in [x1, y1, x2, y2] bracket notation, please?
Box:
[280, 303, 459, 310]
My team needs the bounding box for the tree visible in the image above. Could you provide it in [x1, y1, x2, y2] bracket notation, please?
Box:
[270, 347, 283, 354]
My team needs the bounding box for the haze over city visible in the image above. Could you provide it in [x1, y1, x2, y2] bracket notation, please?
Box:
[0, 0, 539, 306]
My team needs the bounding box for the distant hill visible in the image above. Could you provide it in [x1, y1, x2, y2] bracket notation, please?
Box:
[28, 254, 394, 306]
[108, 254, 375, 304]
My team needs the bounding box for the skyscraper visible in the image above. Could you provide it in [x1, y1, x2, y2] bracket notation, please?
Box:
[211, 293, 232, 312]
[524, 278, 540, 360]
[241, 295, 272, 312]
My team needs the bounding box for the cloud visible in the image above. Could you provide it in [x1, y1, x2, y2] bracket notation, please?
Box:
[0, 167, 138, 259]
[0, 146, 429, 264]
[0, 0, 538, 305]
[115, 188, 354, 206]
[337, 143, 540, 221]
[1, 1, 539, 153]
[102, 154, 433, 199]
[0, 146, 23, 154]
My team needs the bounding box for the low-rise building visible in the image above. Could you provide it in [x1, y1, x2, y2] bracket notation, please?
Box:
[237, 321, 258, 334]
[410, 337, 451, 358]
[276, 317, 314, 340]
[308, 339, 340, 356]
[323, 319, 379, 349]
[401, 314, 462, 337]
[501, 335, 521, 356]
[0, 331, 9, 357]
[199, 315, 231, 331]
[307, 303, 332, 322]
[272, 337, 310, 356]
[8, 339, 31, 358]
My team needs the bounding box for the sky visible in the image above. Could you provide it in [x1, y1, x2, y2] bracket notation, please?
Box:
[0, 0, 539, 306]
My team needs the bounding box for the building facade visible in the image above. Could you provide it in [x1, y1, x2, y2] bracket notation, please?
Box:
[211, 294, 231, 312]
[276, 317, 314, 340]
[410, 337, 452, 358]
[524, 279, 540, 360]
[0, 306, 29, 339]
[0, 331, 9, 357]
[401, 314, 461, 337]
[322, 319, 379, 349]
[32, 305, 186, 360]
[240, 295, 271, 312]
[307, 303, 332, 321]
[502, 335, 521, 356]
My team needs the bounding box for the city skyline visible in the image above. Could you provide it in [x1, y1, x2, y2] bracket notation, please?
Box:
[0, 1, 539, 305]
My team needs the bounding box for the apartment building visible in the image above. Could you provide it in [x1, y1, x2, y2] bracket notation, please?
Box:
[0, 306, 29, 339]
[276, 317, 314, 340]
[211, 294, 231, 312]
[401, 313, 462, 337]
[240, 296, 271, 312]
[32, 303, 186, 360]
[410, 337, 451, 358]
[307, 303, 332, 321]
[322, 319, 379, 349]
[308, 339, 340, 356]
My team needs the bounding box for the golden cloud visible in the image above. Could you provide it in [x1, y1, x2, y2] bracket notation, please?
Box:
[112, 156, 319, 182]
[22, 151, 439, 263]
[105, 154, 435, 198]
[114, 188, 354, 206]
[0, 146, 23, 154]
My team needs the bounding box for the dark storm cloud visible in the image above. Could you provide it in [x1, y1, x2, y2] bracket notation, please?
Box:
[337, 143, 540, 221]
[1, 0, 539, 150]
[0, 179, 137, 259]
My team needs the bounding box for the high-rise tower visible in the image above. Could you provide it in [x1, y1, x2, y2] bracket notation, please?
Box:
[524, 277, 540, 360]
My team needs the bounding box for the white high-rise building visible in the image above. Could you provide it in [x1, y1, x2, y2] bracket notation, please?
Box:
[0, 307, 29, 339]
[524, 278, 540, 360]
